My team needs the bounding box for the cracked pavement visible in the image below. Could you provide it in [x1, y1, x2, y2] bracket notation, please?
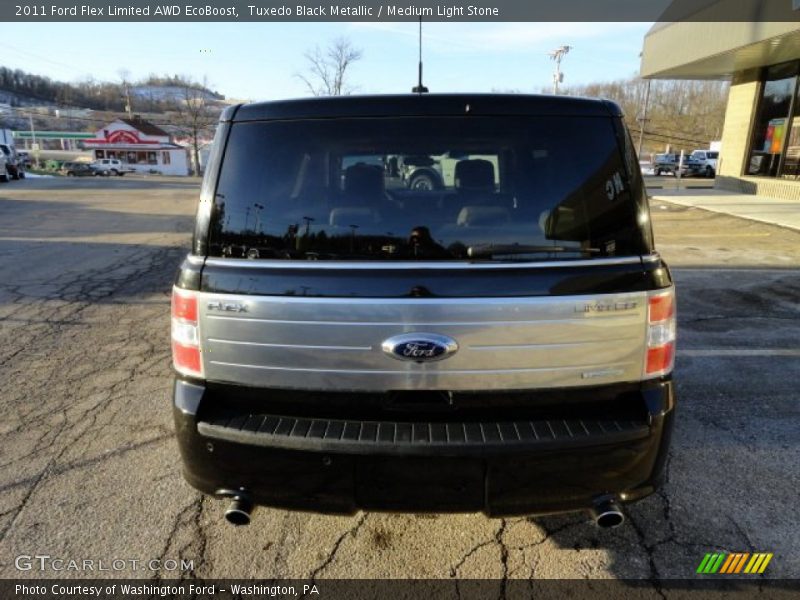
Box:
[0, 178, 798, 581]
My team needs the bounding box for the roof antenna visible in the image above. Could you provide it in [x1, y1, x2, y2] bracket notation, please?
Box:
[412, 17, 429, 94]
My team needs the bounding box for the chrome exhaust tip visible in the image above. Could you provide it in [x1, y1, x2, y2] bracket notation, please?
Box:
[590, 497, 625, 528]
[224, 495, 253, 526]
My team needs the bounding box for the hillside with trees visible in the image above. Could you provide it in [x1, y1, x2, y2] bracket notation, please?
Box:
[560, 77, 730, 154]
[0, 66, 224, 113]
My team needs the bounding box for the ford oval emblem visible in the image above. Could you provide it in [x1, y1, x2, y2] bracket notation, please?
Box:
[381, 333, 458, 363]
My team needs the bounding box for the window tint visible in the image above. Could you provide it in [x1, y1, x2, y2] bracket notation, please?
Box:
[209, 116, 649, 261]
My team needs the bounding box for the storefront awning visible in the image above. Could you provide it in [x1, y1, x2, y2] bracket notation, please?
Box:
[641, 20, 800, 79]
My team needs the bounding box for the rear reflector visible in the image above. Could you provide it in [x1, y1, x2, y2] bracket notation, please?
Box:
[171, 287, 203, 378]
[172, 341, 202, 375]
[646, 345, 675, 375]
[644, 288, 676, 378]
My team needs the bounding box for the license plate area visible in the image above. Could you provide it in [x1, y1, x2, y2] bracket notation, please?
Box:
[356, 456, 485, 511]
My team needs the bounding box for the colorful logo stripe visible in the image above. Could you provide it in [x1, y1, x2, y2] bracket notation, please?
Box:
[697, 553, 773, 574]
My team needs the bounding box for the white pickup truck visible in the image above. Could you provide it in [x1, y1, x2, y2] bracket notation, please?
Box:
[91, 158, 135, 176]
[689, 150, 719, 178]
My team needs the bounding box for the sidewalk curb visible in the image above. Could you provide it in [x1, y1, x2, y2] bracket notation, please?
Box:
[650, 193, 800, 234]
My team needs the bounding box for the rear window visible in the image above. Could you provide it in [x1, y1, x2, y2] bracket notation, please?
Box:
[208, 116, 650, 261]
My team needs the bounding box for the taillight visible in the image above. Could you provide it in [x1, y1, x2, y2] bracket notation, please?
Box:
[644, 288, 676, 377]
[171, 287, 203, 378]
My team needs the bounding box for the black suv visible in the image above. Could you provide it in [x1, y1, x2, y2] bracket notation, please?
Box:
[171, 95, 676, 527]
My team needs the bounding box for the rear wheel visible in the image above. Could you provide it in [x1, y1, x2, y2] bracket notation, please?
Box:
[654, 168, 662, 176]
[110, 169, 120, 176]
[409, 172, 437, 191]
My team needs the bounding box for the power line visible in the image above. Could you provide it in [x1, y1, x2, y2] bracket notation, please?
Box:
[1, 104, 218, 132]
[627, 126, 709, 147]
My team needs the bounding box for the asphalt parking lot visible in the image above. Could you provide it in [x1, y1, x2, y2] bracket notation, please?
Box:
[0, 176, 798, 581]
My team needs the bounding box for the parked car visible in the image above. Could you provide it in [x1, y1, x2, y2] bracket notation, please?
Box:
[678, 157, 706, 178]
[171, 94, 676, 528]
[653, 153, 680, 176]
[0, 143, 24, 180]
[91, 158, 134, 176]
[689, 149, 719, 178]
[61, 162, 100, 177]
[0, 152, 8, 182]
[16, 151, 32, 168]
[394, 153, 500, 191]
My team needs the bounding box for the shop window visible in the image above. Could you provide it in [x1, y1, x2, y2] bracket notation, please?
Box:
[137, 151, 148, 164]
[162, 151, 171, 165]
[747, 61, 799, 177]
[96, 150, 105, 159]
[148, 152, 158, 165]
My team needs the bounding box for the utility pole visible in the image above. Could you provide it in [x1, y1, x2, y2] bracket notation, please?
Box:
[119, 70, 134, 118]
[548, 45, 572, 95]
[29, 112, 39, 168]
[637, 79, 652, 160]
[253, 203, 265, 234]
[123, 83, 133, 118]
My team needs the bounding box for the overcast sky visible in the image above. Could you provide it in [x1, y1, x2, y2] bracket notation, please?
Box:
[4, 22, 652, 101]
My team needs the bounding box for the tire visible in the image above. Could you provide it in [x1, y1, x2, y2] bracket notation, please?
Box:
[119, 172, 125, 176]
[67, 172, 74, 177]
[655, 168, 662, 176]
[0, 172, 8, 183]
[705, 166, 714, 178]
[110, 169, 119, 176]
[408, 172, 437, 191]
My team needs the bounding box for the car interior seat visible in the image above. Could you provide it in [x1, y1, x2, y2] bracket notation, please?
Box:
[329, 164, 386, 227]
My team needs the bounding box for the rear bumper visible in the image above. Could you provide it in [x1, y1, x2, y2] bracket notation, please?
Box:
[173, 378, 675, 516]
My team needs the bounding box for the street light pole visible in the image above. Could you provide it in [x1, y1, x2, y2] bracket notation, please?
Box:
[548, 45, 572, 95]
[29, 112, 39, 168]
[637, 79, 652, 161]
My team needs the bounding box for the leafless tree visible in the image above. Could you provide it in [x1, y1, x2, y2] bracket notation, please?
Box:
[297, 37, 363, 96]
[556, 76, 730, 154]
[171, 78, 220, 176]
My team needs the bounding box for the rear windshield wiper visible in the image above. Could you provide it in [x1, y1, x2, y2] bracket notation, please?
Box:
[466, 244, 601, 258]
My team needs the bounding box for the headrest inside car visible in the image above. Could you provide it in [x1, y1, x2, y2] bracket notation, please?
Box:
[329, 207, 377, 227]
[454, 159, 495, 192]
[343, 164, 385, 200]
[457, 206, 510, 227]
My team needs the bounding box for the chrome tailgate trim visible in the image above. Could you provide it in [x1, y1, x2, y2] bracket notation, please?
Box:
[198, 292, 648, 392]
